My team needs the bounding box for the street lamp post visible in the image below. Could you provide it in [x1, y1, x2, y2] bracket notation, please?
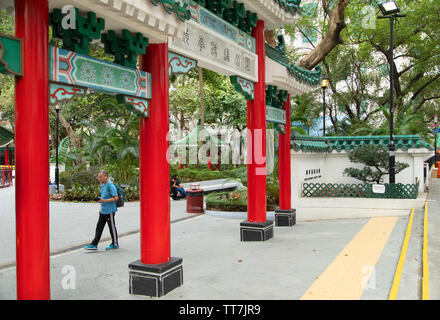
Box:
[55, 104, 60, 194]
[378, 1, 406, 184]
[321, 75, 329, 137]
[435, 114, 438, 166]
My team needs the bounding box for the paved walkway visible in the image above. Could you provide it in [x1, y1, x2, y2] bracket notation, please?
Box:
[2, 179, 438, 300]
[427, 179, 440, 299]
[0, 183, 409, 300]
[0, 185, 192, 267]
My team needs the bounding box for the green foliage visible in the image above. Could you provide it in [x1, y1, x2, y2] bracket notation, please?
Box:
[60, 164, 139, 201]
[0, 11, 15, 128]
[205, 185, 279, 212]
[169, 70, 247, 131]
[171, 164, 245, 183]
[49, 137, 70, 164]
[123, 185, 140, 201]
[103, 163, 139, 186]
[283, 0, 440, 141]
[205, 157, 280, 212]
[63, 184, 100, 202]
[266, 155, 280, 208]
[350, 105, 430, 139]
[205, 189, 248, 212]
[343, 144, 409, 183]
[59, 164, 101, 189]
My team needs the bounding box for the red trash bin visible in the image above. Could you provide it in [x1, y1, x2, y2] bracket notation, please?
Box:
[186, 184, 204, 214]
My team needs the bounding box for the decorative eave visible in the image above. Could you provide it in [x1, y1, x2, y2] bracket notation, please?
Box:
[49, 0, 189, 43]
[265, 56, 319, 96]
[291, 135, 330, 153]
[239, 0, 301, 29]
[0, 125, 14, 148]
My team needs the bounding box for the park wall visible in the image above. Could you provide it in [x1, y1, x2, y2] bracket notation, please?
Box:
[291, 148, 432, 220]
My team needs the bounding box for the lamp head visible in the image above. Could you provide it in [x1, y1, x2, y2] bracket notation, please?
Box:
[378, 1, 400, 16]
[321, 75, 329, 89]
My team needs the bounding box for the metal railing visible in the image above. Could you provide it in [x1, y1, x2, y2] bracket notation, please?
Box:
[303, 182, 419, 199]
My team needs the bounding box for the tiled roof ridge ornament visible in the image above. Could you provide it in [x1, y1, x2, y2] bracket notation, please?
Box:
[49, 7, 105, 56]
[273, 0, 302, 15]
[149, 0, 192, 22]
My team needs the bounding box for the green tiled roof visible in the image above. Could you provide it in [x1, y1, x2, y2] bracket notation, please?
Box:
[291, 134, 434, 153]
[0, 125, 14, 147]
[325, 135, 434, 152]
[291, 135, 330, 153]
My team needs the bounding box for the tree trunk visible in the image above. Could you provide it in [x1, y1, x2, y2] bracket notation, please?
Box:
[198, 66, 206, 133]
[48, 105, 82, 164]
[296, 0, 351, 70]
[179, 108, 186, 136]
[198, 66, 207, 168]
[264, 29, 277, 47]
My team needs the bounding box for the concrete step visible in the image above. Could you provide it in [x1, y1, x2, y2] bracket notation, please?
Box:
[181, 179, 243, 194]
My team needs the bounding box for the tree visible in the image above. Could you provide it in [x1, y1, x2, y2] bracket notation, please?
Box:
[282, 0, 440, 142]
[343, 144, 409, 183]
[169, 69, 247, 131]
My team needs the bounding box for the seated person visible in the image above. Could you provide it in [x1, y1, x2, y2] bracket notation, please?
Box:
[170, 175, 186, 199]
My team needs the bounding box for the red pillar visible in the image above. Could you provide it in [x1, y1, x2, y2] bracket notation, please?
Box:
[246, 99, 254, 201]
[5, 145, 8, 166]
[5, 146, 10, 187]
[279, 94, 292, 210]
[139, 43, 171, 264]
[15, 0, 50, 299]
[247, 20, 267, 223]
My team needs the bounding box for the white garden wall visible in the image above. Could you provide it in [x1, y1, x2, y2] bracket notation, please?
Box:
[290, 147, 433, 220]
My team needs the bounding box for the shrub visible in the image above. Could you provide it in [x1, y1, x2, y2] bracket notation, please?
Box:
[205, 186, 279, 212]
[343, 144, 409, 183]
[103, 163, 139, 186]
[205, 189, 248, 212]
[266, 181, 280, 209]
[173, 166, 246, 183]
[123, 185, 140, 201]
[60, 165, 100, 189]
[63, 184, 100, 202]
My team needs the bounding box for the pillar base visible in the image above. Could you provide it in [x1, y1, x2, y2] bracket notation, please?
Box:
[274, 208, 296, 227]
[128, 257, 183, 297]
[240, 220, 274, 241]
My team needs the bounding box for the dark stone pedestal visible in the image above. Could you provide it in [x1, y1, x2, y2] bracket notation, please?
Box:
[128, 257, 183, 297]
[240, 220, 274, 241]
[274, 208, 296, 227]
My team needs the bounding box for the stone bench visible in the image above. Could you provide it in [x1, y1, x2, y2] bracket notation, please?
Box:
[181, 179, 242, 195]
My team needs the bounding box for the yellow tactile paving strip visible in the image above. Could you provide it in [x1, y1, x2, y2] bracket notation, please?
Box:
[422, 203, 429, 300]
[389, 209, 414, 300]
[301, 217, 398, 300]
